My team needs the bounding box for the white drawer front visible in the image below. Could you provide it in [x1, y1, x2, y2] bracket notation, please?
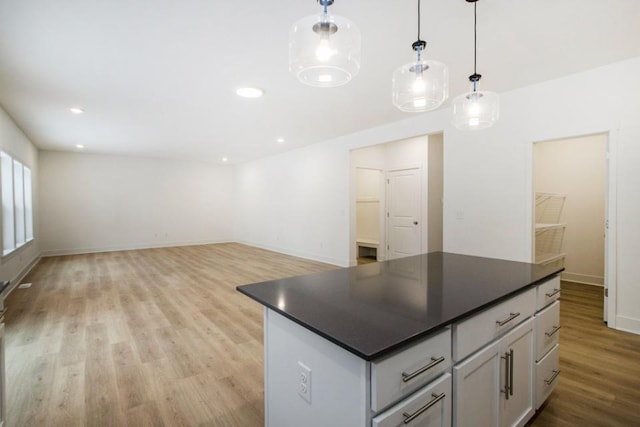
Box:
[453, 288, 536, 362]
[535, 301, 560, 361]
[371, 328, 451, 412]
[373, 373, 451, 427]
[536, 275, 561, 311]
[535, 344, 560, 409]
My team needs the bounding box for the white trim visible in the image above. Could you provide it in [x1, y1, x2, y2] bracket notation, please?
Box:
[40, 239, 233, 258]
[615, 315, 640, 335]
[235, 240, 344, 267]
[1, 253, 41, 298]
[605, 130, 618, 328]
[560, 272, 604, 286]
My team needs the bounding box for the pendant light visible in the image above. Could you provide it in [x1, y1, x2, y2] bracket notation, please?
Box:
[452, 0, 499, 130]
[289, 0, 361, 87]
[392, 0, 448, 112]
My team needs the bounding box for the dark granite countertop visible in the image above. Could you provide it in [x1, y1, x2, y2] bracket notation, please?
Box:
[237, 252, 563, 361]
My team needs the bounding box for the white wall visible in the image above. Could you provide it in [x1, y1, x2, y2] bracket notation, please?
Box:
[234, 56, 640, 334]
[535, 135, 606, 286]
[0, 105, 39, 290]
[39, 151, 234, 255]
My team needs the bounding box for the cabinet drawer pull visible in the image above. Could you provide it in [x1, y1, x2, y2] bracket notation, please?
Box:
[544, 369, 561, 385]
[545, 288, 561, 298]
[401, 356, 445, 383]
[496, 312, 520, 327]
[402, 392, 445, 424]
[545, 325, 561, 337]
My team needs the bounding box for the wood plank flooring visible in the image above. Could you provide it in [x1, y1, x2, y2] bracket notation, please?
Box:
[5, 245, 640, 426]
[529, 281, 640, 426]
[4, 243, 336, 426]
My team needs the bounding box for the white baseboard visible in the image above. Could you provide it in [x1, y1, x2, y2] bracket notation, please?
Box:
[2, 253, 42, 298]
[615, 315, 640, 336]
[40, 239, 233, 257]
[561, 271, 604, 286]
[236, 240, 346, 267]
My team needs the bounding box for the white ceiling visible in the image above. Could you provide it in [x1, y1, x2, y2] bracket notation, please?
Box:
[0, 0, 638, 164]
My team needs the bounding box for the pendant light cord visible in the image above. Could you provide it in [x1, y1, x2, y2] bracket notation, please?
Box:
[417, 0, 421, 41]
[473, 1, 477, 76]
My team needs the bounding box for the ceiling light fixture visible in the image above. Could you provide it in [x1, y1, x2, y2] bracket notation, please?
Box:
[452, 0, 499, 130]
[236, 87, 264, 98]
[289, 0, 361, 87]
[392, 0, 448, 113]
[69, 107, 84, 114]
[75, 144, 84, 149]
[276, 138, 285, 144]
[221, 157, 228, 162]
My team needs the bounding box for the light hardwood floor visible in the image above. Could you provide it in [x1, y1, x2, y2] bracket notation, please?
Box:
[5, 245, 640, 426]
[529, 281, 640, 426]
[4, 243, 336, 426]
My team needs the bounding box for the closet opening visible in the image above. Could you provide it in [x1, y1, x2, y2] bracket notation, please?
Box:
[532, 133, 611, 323]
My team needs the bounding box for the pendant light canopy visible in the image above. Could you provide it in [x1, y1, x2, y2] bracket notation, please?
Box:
[289, 0, 361, 87]
[452, 0, 499, 130]
[392, 0, 448, 112]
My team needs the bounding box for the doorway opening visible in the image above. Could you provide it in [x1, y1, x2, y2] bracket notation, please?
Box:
[533, 133, 610, 322]
[350, 133, 443, 265]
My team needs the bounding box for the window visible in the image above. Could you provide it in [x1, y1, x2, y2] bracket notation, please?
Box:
[1, 151, 34, 256]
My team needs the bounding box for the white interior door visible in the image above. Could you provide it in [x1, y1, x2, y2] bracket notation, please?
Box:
[386, 168, 422, 260]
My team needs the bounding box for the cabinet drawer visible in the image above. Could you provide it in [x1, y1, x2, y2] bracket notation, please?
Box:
[535, 344, 560, 410]
[372, 373, 451, 427]
[371, 328, 451, 412]
[535, 301, 560, 361]
[453, 288, 535, 362]
[536, 275, 561, 311]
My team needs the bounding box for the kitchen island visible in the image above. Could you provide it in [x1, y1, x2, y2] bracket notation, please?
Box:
[237, 252, 563, 427]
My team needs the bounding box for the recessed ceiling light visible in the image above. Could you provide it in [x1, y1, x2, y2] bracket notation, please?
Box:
[221, 157, 228, 162]
[75, 144, 84, 149]
[236, 87, 264, 98]
[69, 107, 85, 114]
[277, 138, 285, 144]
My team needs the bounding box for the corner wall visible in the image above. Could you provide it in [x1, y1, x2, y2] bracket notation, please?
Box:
[38, 151, 234, 255]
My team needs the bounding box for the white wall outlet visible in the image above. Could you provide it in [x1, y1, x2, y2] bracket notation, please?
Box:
[297, 361, 312, 404]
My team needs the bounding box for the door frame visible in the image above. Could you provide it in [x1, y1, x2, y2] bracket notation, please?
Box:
[530, 131, 616, 326]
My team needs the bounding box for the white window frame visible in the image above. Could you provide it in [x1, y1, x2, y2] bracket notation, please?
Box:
[0, 150, 34, 257]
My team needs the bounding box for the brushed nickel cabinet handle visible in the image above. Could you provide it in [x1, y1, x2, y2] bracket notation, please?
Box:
[545, 369, 561, 385]
[545, 288, 561, 298]
[545, 325, 561, 337]
[501, 351, 511, 400]
[402, 392, 445, 424]
[496, 312, 520, 327]
[509, 349, 514, 396]
[401, 356, 446, 383]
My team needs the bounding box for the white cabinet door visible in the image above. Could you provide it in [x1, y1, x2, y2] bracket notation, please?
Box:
[453, 340, 501, 427]
[499, 318, 535, 427]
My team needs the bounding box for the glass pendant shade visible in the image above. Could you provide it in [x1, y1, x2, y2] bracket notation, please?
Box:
[451, 88, 499, 130]
[392, 58, 448, 112]
[289, 12, 361, 87]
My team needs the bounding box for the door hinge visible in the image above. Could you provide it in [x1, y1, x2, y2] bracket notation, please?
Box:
[387, 212, 389, 217]
[605, 288, 608, 297]
[387, 245, 389, 250]
[387, 179, 390, 184]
